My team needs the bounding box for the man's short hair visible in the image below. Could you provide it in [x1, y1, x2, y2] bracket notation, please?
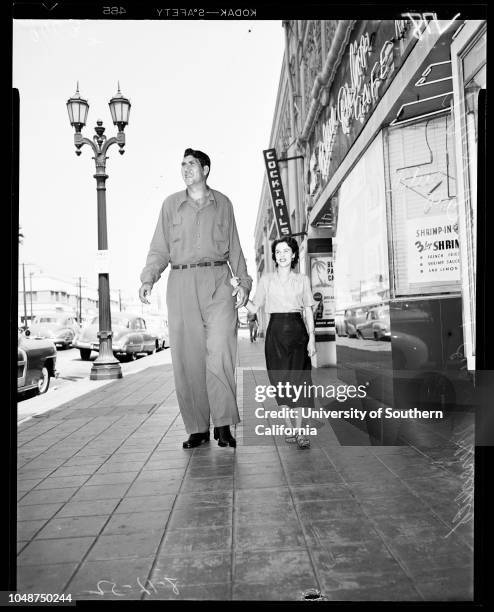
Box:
[184, 148, 211, 176]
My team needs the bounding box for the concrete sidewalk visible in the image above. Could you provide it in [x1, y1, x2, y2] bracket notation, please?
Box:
[16, 333, 473, 601]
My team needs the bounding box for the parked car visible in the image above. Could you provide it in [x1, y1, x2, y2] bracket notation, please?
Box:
[18, 329, 58, 395]
[343, 306, 368, 338]
[73, 313, 160, 361]
[356, 305, 391, 340]
[145, 316, 169, 350]
[334, 312, 347, 336]
[28, 314, 79, 349]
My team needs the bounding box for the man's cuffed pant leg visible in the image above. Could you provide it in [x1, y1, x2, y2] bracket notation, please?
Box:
[167, 270, 211, 435]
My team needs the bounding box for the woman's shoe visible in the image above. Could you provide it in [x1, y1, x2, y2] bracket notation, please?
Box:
[214, 425, 236, 448]
[182, 430, 210, 449]
[295, 434, 310, 449]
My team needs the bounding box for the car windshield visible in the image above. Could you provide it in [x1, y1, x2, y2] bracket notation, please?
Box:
[35, 317, 60, 324]
[90, 316, 130, 328]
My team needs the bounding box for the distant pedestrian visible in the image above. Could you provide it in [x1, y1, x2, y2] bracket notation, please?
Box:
[242, 236, 316, 449]
[247, 311, 258, 342]
[139, 148, 252, 449]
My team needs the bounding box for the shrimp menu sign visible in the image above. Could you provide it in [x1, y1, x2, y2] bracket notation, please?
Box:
[407, 217, 461, 284]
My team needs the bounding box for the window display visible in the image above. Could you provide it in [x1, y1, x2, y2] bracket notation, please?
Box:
[386, 114, 461, 296]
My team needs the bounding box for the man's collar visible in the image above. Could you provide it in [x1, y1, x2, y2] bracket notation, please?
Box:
[177, 188, 216, 210]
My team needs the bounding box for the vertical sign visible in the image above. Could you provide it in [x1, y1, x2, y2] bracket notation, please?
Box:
[263, 148, 292, 236]
[310, 254, 335, 330]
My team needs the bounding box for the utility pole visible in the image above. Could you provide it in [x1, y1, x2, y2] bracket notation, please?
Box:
[29, 272, 33, 323]
[79, 276, 82, 324]
[118, 289, 122, 312]
[22, 263, 28, 329]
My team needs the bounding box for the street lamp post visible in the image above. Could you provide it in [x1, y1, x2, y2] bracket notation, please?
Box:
[66, 83, 131, 380]
[21, 263, 28, 330]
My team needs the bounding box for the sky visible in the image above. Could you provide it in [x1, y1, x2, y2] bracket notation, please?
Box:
[13, 19, 285, 308]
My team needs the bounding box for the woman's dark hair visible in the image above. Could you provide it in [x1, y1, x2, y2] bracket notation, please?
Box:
[183, 148, 211, 176]
[271, 236, 299, 269]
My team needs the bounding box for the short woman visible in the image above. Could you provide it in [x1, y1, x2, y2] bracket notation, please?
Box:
[244, 237, 316, 448]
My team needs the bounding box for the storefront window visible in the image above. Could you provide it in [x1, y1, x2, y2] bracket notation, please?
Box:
[458, 28, 486, 368]
[333, 132, 390, 312]
[386, 114, 460, 296]
[462, 30, 486, 84]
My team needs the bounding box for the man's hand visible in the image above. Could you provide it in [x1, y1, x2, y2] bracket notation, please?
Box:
[139, 283, 153, 305]
[232, 285, 248, 309]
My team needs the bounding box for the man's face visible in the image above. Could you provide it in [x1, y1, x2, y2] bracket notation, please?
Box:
[181, 155, 208, 186]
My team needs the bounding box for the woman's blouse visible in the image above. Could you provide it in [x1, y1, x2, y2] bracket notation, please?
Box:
[252, 272, 316, 313]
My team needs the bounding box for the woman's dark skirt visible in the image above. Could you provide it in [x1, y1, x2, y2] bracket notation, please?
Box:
[265, 312, 314, 408]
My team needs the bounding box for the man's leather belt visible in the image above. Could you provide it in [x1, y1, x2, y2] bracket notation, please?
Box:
[171, 261, 227, 270]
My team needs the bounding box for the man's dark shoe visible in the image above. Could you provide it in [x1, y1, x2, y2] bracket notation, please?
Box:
[213, 425, 236, 448]
[183, 431, 210, 449]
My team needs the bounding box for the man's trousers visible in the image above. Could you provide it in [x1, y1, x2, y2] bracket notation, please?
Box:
[166, 264, 240, 434]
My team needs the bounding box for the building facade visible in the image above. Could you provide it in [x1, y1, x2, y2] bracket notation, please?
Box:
[255, 17, 486, 443]
[17, 273, 120, 326]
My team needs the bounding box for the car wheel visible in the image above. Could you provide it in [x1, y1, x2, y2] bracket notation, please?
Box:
[356, 330, 363, 339]
[37, 367, 50, 395]
[373, 331, 379, 340]
[80, 349, 91, 361]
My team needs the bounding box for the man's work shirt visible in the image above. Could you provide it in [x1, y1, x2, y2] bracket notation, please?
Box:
[140, 188, 252, 291]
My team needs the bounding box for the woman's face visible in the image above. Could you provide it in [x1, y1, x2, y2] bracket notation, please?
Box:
[274, 242, 295, 268]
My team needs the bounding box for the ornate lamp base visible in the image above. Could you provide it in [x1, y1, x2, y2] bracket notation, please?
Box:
[90, 359, 123, 380]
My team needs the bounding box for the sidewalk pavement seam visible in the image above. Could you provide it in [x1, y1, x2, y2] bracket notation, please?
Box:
[270, 440, 323, 599]
[352, 502, 436, 598]
[18, 412, 123, 452]
[61, 410, 183, 594]
[17, 414, 131, 488]
[368, 454, 473, 551]
[18, 371, 176, 458]
[19, 401, 178, 512]
[18, 413, 143, 507]
[139, 433, 196, 601]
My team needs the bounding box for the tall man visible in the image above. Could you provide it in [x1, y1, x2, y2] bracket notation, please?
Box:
[139, 148, 251, 449]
